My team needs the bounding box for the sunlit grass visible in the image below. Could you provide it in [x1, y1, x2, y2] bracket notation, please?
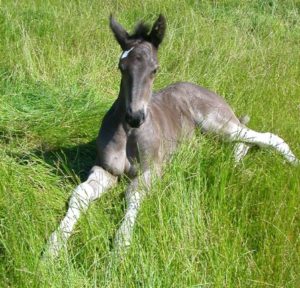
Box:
[0, 1, 299, 287]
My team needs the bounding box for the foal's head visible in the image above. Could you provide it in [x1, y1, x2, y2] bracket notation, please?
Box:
[110, 15, 166, 128]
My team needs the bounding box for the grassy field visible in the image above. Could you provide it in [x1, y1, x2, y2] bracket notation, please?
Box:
[1, 0, 300, 287]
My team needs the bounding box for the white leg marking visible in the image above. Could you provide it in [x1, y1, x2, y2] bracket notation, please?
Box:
[231, 126, 299, 165]
[195, 113, 253, 163]
[196, 112, 298, 165]
[45, 166, 117, 258]
[114, 170, 151, 252]
[114, 191, 142, 249]
[233, 142, 251, 163]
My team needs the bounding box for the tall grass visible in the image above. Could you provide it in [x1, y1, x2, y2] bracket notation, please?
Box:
[0, 0, 299, 287]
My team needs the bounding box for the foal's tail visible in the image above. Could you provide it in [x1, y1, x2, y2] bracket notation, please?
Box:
[239, 115, 250, 126]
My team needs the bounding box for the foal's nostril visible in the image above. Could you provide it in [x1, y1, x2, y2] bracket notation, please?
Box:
[125, 109, 145, 128]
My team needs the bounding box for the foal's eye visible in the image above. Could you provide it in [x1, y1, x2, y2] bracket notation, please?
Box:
[152, 68, 157, 75]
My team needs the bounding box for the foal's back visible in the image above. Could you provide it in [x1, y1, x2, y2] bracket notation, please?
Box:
[150, 82, 240, 136]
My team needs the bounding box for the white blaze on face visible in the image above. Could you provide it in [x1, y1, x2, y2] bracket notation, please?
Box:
[120, 47, 134, 59]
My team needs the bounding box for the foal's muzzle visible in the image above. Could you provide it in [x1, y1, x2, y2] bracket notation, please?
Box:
[125, 108, 145, 128]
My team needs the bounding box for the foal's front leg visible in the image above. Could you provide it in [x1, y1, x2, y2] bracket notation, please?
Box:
[45, 166, 117, 258]
[114, 170, 152, 251]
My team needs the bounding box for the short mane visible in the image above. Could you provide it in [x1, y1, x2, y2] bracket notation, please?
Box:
[129, 22, 151, 41]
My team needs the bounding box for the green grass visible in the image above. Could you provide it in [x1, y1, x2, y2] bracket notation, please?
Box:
[1, 0, 300, 287]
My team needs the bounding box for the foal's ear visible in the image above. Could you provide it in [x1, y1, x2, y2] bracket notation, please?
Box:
[149, 14, 166, 48]
[109, 15, 129, 50]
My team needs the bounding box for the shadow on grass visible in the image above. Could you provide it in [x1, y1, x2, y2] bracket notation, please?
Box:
[37, 140, 98, 181]
[13, 140, 98, 182]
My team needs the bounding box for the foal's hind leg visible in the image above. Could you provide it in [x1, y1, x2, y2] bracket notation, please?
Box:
[198, 113, 252, 163]
[233, 142, 251, 163]
[229, 125, 299, 165]
[198, 112, 298, 164]
[233, 115, 252, 163]
[44, 166, 117, 258]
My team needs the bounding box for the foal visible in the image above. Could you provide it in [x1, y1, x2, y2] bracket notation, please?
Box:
[45, 15, 299, 257]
